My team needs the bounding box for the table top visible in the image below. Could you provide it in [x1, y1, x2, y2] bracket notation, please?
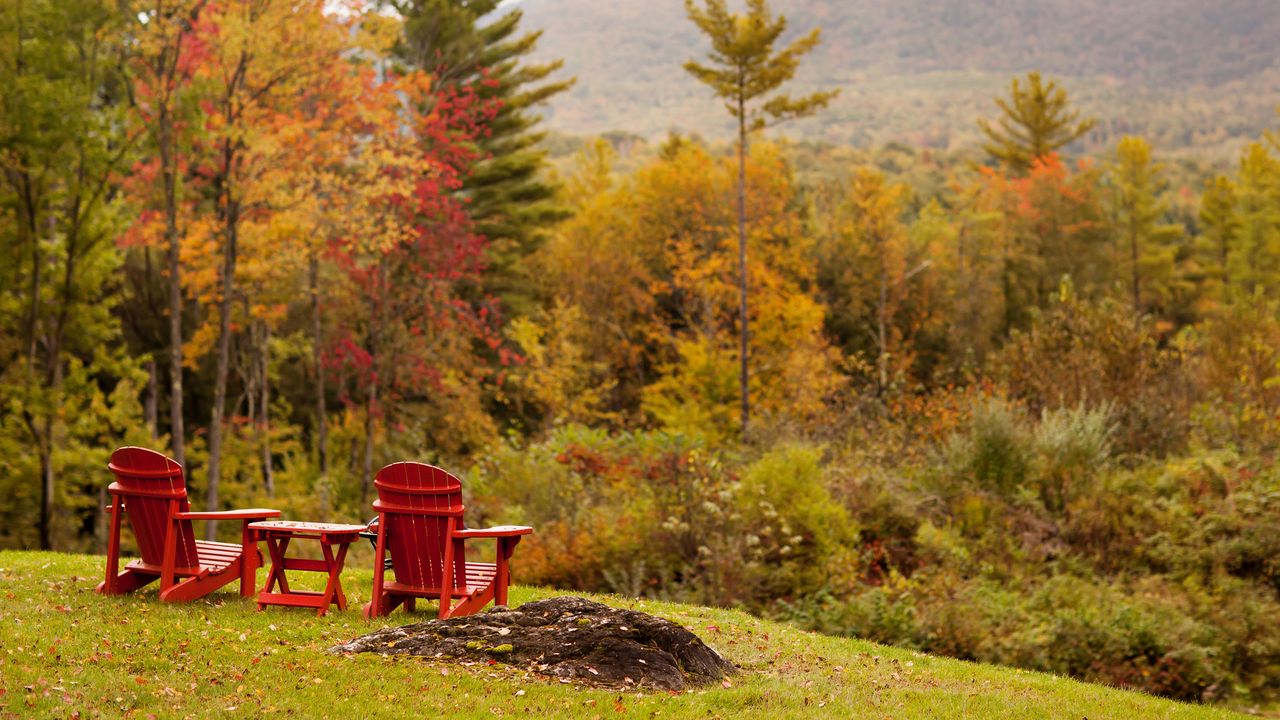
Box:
[248, 520, 368, 537]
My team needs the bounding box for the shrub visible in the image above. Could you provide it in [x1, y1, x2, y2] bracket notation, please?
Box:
[995, 285, 1194, 457]
[945, 397, 1033, 498]
[468, 429, 856, 608]
[737, 446, 858, 601]
[1033, 403, 1112, 513]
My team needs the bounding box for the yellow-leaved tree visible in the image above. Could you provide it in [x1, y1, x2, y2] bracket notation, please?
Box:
[538, 139, 843, 443]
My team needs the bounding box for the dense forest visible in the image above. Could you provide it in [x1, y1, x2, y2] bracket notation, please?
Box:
[4, 0, 1280, 708]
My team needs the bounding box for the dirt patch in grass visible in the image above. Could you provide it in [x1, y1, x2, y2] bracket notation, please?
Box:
[329, 596, 736, 691]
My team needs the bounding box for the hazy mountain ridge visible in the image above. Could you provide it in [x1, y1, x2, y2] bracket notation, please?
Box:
[517, 0, 1280, 157]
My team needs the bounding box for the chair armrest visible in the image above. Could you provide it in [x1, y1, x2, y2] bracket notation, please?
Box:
[452, 525, 533, 539]
[174, 508, 281, 521]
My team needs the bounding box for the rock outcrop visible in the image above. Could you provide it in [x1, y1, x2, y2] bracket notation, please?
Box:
[329, 596, 736, 691]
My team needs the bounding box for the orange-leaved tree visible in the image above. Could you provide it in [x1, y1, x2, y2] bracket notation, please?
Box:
[178, 0, 354, 535]
[324, 69, 505, 500]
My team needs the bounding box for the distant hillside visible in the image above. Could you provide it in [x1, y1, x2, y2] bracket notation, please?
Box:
[516, 0, 1280, 159]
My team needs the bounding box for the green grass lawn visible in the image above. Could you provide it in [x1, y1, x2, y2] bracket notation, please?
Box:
[0, 550, 1247, 719]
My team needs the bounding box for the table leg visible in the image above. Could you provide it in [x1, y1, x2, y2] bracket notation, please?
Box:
[332, 542, 350, 611]
[254, 529, 361, 616]
[258, 537, 277, 610]
[317, 540, 350, 616]
[274, 537, 292, 594]
[261, 537, 277, 594]
[259, 535, 293, 606]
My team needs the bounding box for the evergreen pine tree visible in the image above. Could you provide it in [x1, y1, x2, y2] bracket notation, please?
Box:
[1198, 175, 1240, 303]
[683, 0, 837, 434]
[1109, 136, 1183, 318]
[394, 0, 574, 317]
[1232, 142, 1280, 297]
[979, 72, 1096, 173]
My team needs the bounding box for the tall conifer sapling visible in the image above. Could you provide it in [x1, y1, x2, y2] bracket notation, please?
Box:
[683, 0, 836, 434]
[979, 72, 1095, 174]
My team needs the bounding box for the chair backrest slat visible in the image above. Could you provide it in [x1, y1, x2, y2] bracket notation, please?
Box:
[108, 447, 198, 568]
[375, 462, 468, 590]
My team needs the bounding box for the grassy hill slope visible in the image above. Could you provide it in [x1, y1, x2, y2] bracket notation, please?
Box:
[517, 0, 1280, 159]
[0, 551, 1245, 718]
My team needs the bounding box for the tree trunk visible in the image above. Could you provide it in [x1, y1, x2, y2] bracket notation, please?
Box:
[360, 338, 373, 502]
[161, 108, 186, 468]
[25, 208, 42, 372]
[38, 306, 65, 551]
[878, 269, 888, 394]
[736, 94, 750, 435]
[98, 484, 108, 553]
[38, 419, 54, 550]
[205, 44, 250, 538]
[205, 170, 239, 540]
[146, 359, 159, 440]
[1130, 222, 1141, 316]
[361, 268, 383, 505]
[1001, 208, 1016, 335]
[37, 207, 68, 550]
[1220, 235, 1230, 294]
[310, 252, 328, 476]
[259, 323, 274, 497]
[362, 376, 377, 505]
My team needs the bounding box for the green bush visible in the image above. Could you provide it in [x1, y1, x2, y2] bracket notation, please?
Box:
[467, 429, 858, 608]
[1033, 403, 1112, 513]
[945, 397, 1033, 498]
[736, 445, 858, 600]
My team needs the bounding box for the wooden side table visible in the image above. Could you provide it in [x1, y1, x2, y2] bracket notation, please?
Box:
[248, 521, 367, 616]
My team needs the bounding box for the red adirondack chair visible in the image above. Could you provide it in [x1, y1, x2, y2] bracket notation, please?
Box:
[364, 461, 532, 619]
[97, 446, 280, 603]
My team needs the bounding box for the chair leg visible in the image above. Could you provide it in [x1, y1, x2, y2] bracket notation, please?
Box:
[437, 518, 456, 619]
[362, 591, 404, 619]
[98, 503, 124, 595]
[494, 537, 517, 607]
[367, 514, 388, 620]
[448, 585, 495, 619]
[159, 503, 179, 595]
[240, 521, 258, 598]
[98, 568, 158, 596]
[159, 562, 239, 603]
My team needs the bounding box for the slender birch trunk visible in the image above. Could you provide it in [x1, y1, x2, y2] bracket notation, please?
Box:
[736, 89, 750, 435]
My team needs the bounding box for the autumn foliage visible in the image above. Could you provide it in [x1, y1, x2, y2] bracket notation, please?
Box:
[6, 0, 1280, 706]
